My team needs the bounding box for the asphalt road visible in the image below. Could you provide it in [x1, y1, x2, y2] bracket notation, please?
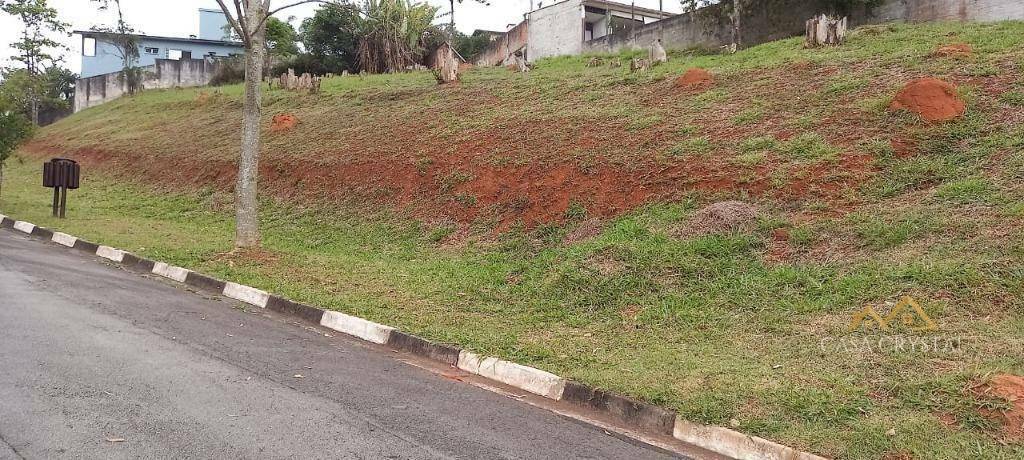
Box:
[0, 229, 692, 460]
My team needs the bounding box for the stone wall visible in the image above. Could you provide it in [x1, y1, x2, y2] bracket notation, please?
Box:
[74, 58, 223, 112]
[581, 0, 1024, 55]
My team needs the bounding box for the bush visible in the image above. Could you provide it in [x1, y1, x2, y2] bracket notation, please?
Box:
[209, 57, 245, 86]
[270, 53, 340, 78]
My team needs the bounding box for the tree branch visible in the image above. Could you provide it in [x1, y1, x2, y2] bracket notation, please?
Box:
[233, 0, 251, 42]
[214, 0, 248, 45]
[252, 0, 332, 32]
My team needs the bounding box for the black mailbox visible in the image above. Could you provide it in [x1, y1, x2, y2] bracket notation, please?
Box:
[42, 158, 80, 218]
[43, 158, 80, 189]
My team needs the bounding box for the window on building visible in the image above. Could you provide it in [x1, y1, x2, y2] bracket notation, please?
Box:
[168, 49, 182, 60]
[144, 47, 159, 55]
[83, 37, 96, 57]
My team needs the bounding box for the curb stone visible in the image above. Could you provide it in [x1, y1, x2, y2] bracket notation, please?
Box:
[13, 220, 35, 234]
[152, 262, 190, 282]
[457, 350, 566, 400]
[0, 216, 829, 460]
[223, 281, 270, 308]
[51, 232, 78, 247]
[184, 271, 226, 294]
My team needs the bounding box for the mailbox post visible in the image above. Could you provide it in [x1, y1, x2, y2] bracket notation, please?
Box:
[42, 158, 80, 218]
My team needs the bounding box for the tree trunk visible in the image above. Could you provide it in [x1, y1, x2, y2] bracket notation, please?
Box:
[805, 15, 848, 47]
[235, 13, 267, 248]
[732, 1, 743, 50]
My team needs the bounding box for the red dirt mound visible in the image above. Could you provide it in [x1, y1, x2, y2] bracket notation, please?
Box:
[933, 43, 972, 58]
[973, 374, 1024, 442]
[270, 113, 298, 132]
[674, 68, 714, 90]
[890, 78, 965, 122]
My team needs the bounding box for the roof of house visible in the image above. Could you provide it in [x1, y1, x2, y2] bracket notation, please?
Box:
[583, 0, 675, 19]
[472, 29, 506, 37]
[74, 30, 243, 48]
[531, 0, 674, 19]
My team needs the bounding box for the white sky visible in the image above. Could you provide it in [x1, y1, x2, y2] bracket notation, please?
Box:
[0, 0, 683, 74]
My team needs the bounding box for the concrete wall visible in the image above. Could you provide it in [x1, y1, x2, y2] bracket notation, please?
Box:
[873, 0, 1023, 22]
[81, 35, 242, 78]
[475, 21, 529, 66]
[527, 0, 586, 62]
[581, 0, 1024, 55]
[74, 58, 223, 112]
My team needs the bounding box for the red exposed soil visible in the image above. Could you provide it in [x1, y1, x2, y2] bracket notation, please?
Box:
[21, 137, 875, 232]
[890, 138, 917, 158]
[674, 68, 714, 90]
[270, 113, 298, 132]
[890, 78, 965, 122]
[932, 43, 973, 58]
[972, 374, 1024, 442]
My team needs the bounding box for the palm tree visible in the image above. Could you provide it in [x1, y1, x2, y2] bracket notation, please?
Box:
[356, 0, 439, 73]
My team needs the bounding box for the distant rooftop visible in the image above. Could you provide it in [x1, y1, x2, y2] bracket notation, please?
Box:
[74, 30, 242, 48]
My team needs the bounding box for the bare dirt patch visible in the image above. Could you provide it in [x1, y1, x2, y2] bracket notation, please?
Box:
[890, 78, 966, 122]
[972, 374, 1024, 442]
[270, 113, 299, 132]
[674, 68, 714, 91]
[932, 43, 973, 58]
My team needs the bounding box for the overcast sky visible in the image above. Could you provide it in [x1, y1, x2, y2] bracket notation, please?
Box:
[0, 0, 683, 74]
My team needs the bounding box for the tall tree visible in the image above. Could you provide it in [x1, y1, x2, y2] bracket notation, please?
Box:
[213, 0, 328, 248]
[300, 2, 362, 73]
[0, 0, 69, 124]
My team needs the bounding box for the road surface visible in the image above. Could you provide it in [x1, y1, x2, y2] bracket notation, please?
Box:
[0, 229, 698, 459]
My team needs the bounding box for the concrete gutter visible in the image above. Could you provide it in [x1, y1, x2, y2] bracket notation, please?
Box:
[0, 212, 828, 460]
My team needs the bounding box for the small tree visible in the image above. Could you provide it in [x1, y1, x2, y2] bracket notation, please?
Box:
[0, 0, 69, 124]
[213, 0, 331, 248]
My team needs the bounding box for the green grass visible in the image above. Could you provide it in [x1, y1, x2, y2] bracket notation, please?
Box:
[7, 20, 1024, 460]
[781, 133, 839, 162]
[668, 137, 713, 156]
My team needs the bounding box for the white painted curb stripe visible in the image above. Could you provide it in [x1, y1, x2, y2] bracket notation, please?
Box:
[13, 221, 35, 234]
[96, 245, 126, 262]
[319, 310, 394, 344]
[152, 262, 190, 282]
[223, 282, 270, 308]
[457, 351, 567, 400]
[672, 418, 828, 460]
[0, 214, 7, 222]
[51, 232, 78, 247]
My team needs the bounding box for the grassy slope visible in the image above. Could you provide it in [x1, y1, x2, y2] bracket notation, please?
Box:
[6, 21, 1024, 458]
